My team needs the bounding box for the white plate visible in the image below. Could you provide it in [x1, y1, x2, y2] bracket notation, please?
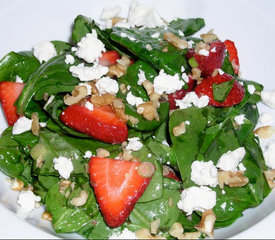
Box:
[1, 0, 275, 238]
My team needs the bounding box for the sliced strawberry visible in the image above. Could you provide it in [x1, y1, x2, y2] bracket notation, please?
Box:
[60, 104, 128, 144]
[163, 165, 181, 182]
[224, 40, 240, 75]
[195, 73, 245, 107]
[98, 51, 120, 67]
[89, 157, 154, 227]
[186, 40, 226, 77]
[0, 81, 24, 126]
[168, 77, 196, 110]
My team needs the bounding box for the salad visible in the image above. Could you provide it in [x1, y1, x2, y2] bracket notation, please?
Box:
[0, 1, 275, 239]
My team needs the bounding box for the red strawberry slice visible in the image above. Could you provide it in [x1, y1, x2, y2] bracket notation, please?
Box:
[186, 40, 226, 77]
[60, 104, 128, 144]
[98, 51, 120, 67]
[168, 77, 196, 110]
[0, 81, 24, 126]
[195, 73, 245, 107]
[163, 165, 181, 182]
[224, 40, 240, 75]
[89, 157, 155, 227]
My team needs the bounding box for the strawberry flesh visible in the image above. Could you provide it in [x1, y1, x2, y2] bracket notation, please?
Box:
[0, 81, 24, 126]
[98, 51, 120, 67]
[195, 73, 245, 107]
[186, 40, 226, 77]
[224, 40, 240, 75]
[60, 104, 128, 144]
[89, 157, 154, 227]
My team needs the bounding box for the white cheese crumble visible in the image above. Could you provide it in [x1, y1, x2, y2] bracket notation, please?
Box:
[162, 140, 169, 146]
[71, 47, 78, 52]
[191, 160, 218, 187]
[95, 77, 119, 95]
[126, 137, 143, 151]
[261, 90, 275, 108]
[247, 84, 256, 94]
[145, 44, 153, 51]
[147, 153, 152, 158]
[33, 41, 57, 63]
[39, 122, 47, 128]
[76, 30, 106, 63]
[234, 114, 246, 125]
[177, 186, 216, 215]
[221, 202, 227, 210]
[216, 147, 246, 172]
[84, 151, 93, 159]
[84, 101, 94, 111]
[185, 120, 190, 125]
[15, 75, 23, 83]
[210, 47, 216, 52]
[153, 70, 184, 94]
[17, 190, 41, 219]
[65, 54, 75, 65]
[181, 66, 185, 73]
[12, 116, 33, 135]
[218, 68, 224, 75]
[181, 72, 189, 83]
[259, 112, 273, 125]
[178, 30, 185, 37]
[126, 91, 144, 107]
[137, 69, 146, 85]
[238, 163, 247, 172]
[109, 228, 137, 239]
[198, 49, 209, 56]
[79, 83, 92, 95]
[70, 63, 108, 81]
[53, 156, 74, 179]
[151, 32, 160, 38]
[100, 5, 121, 20]
[187, 40, 194, 48]
[263, 141, 275, 169]
[175, 92, 209, 109]
[128, 0, 166, 28]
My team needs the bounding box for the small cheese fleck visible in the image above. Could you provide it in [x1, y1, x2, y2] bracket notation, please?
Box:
[95, 77, 119, 95]
[53, 156, 74, 179]
[151, 32, 160, 38]
[39, 122, 47, 128]
[100, 5, 121, 20]
[185, 120, 190, 125]
[198, 49, 209, 56]
[178, 30, 185, 37]
[216, 147, 246, 171]
[70, 63, 108, 81]
[15, 75, 23, 83]
[181, 72, 189, 83]
[153, 70, 184, 94]
[177, 186, 216, 215]
[263, 141, 275, 169]
[84, 151, 93, 159]
[84, 101, 94, 111]
[109, 228, 137, 239]
[261, 90, 275, 108]
[210, 47, 216, 52]
[234, 114, 246, 125]
[12, 116, 33, 135]
[175, 92, 209, 109]
[76, 30, 106, 63]
[238, 163, 247, 172]
[191, 160, 218, 187]
[65, 54, 75, 65]
[137, 69, 147, 85]
[126, 91, 144, 107]
[17, 190, 41, 219]
[145, 44, 153, 51]
[187, 40, 194, 48]
[147, 153, 152, 158]
[247, 84, 256, 94]
[33, 41, 57, 63]
[218, 68, 224, 75]
[161, 140, 169, 146]
[126, 137, 143, 151]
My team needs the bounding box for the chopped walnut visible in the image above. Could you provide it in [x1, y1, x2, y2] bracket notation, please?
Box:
[91, 93, 116, 107]
[59, 180, 71, 194]
[264, 169, 275, 188]
[111, 98, 129, 122]
[31, 112, 40, 136]
[108, 55, 131, 78]
[191, 67, 202, 83]
[120, 83, 127, 94]
[163, 32, 188, 50]
[64, 85, 88, 105]
[212, 68, 219, 77]
[42, 211, 52, 221]
[142, 80, 154, 96]
[70, 190, 89, 207]
[182, 232, 201, 239]
[128, 115, 139, 125]
[135, 228, 153, 239]
[218, 171, 249, 189]
[151, 218, 160, 235]
[10, 179, 24, 191]
[111, 17, 124, 26]
[200, 29, 218, 43]
[169, 222, 184, 239]
[137, 101, 159, 121]
[254, 126, 275, 139]
[96, 148, 110, 158]
[194, 41, 210, 54]
[173, 122, 186, 137]
[195, 209, 216, 237]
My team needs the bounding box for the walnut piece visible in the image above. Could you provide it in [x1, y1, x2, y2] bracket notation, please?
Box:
[195, 209, 216, 237]
[173, 121, 186, 137]
[163, 32, 188, 50]
[70, 190, 89, 207]
[254, 126, 275, 139]
[218, 171, 249, 189]
[64, 85, 88, 105]
[264, 169, 275, 189]
[137, 101, 159, 121]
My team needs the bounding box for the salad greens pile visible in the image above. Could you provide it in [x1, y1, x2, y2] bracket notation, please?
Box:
[0, 9, 271, 240]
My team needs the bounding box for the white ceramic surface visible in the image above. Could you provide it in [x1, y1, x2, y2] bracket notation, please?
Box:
[1, 0, 275, 238]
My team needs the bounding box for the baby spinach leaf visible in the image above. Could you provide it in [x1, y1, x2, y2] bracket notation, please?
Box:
[51, 41, 72, 55]
[168, 18, 205, 36]
[213, 79, 235, 102]
[222, 54, 235, 76]
[0, 51, 40, 82]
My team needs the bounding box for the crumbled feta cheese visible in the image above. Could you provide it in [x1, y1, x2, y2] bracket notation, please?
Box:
[71, 47, 78, 52]
[100, 5, 121, 20]
[12, 116, 33, 135]
[234, 114, 246, 125]
[185, 120, 190, 125]
[120, 32, 127, 37]
[238, 163, 247, 172]
[263, 141, 275, 169]
[198, 49, 209, 56]
[210, 47, 216, 52]
[187, 40, 194, 48]
[175, 92, 209, 109]
[221, 202, 227, 210]
[222, 190, 226, 194]
[128, 0, 165, 28]
[218, 68, 224, 75]
[216, 147, 246, 171]
[15, 75, 23, 83]
[109, 228, 137, 239]
[161, 140, 169, 146]
[95, 77, 119, 95]
[181, 72, 189, 83]
[17, 190, 41, 219]
[76, 30, 106, 63]
[43, 95, 55, 110]
[261, 90, 275, 108]
[259, 112, 273, 125]
[53, 156, 74, 179]
[85, 101, 94, 111]
[181, 66, 185, 73]
[137, 69, 147, 85]
[79, 83, 92, 95]
[177, 186, 216, 215]
[145, 44, 153, 51]
[151, 32, 160, 38]
[147, 153, 152, 158]
[33, 41, 57, 63]
[153, 70, 184, 94]
[191, 160, 218, 187]
[126, 91, 144, 107]
[65, 54, 75, 65]
[70, 63, 108, 81]
[39, 122, 47, 128]
[126, 137, 143, 151]
[84, 151, 93, 159]
[247, 84, 256, 94]
[178, 30, 185, 37]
